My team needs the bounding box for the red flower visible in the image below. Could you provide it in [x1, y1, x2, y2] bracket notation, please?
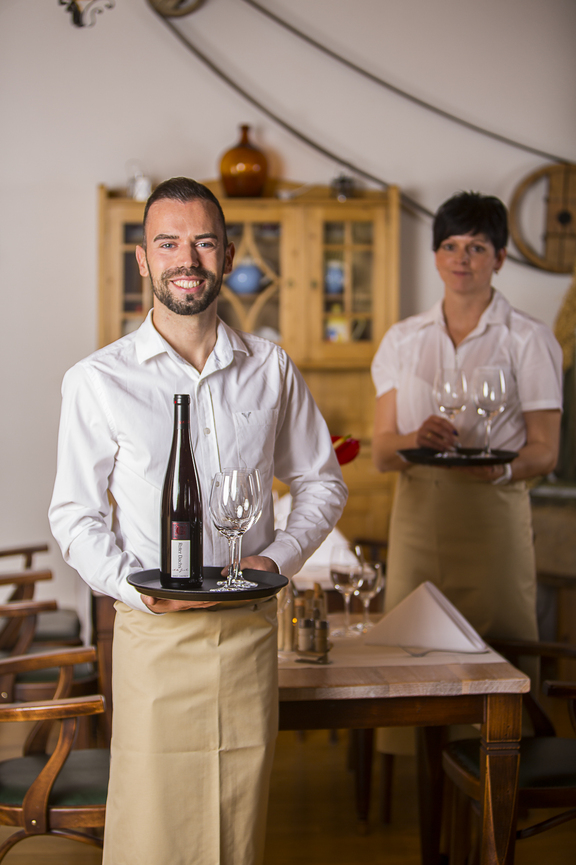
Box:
[331, 435, 360, 465]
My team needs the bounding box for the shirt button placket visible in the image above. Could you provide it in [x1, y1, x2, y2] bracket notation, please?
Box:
[195, 381, 224, 563]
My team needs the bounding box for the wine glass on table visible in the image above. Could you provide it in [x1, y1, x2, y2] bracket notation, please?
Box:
[471, 367, 507, 456]
[329, 545, 364, 638]
[432, 368, 467, 456]
[208, 468, 263, 591]
[351, 562, 385, 634]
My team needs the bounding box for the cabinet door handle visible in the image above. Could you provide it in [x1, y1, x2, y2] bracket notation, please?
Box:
[310, 280, 318, 290]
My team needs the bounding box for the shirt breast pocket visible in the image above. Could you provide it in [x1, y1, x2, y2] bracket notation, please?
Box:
[232, 410, 278, 473]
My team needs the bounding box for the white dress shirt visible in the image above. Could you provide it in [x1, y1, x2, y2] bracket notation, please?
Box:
[49, 313, 347, 613]
[371, 290, 563, 452]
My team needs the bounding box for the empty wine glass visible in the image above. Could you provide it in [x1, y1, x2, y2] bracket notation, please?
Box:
[471, 367, 507, 455]
[351, 562, 385, 634]
[209, 468, 263, 591]
[432, 368, 467, 456]
[329, 545, 364, 637]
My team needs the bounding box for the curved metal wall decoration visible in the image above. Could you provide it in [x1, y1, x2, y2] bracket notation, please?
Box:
[59, 0, 115, 28]
[147, 0, 205, 16]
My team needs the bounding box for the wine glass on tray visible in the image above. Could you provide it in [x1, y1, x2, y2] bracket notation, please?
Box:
[329, 545, 364, 637]
[471, 367, 506, 455]
[432, 368, 467, 456]
[209, 468, 263, 591]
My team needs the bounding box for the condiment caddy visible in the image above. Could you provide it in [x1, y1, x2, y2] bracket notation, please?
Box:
[277, 582, 332, 664]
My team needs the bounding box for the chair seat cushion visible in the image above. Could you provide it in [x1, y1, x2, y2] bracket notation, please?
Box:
[0, 749, 109, 807]
[445, 737, 576, 790]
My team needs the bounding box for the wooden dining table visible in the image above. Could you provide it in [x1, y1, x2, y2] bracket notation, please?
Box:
[278, 635, 530, 865]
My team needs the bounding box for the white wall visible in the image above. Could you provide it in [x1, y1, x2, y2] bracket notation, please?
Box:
[1, 0, 575, 626]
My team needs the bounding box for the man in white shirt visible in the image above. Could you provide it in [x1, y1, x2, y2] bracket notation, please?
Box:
[49, 177, 346, 865]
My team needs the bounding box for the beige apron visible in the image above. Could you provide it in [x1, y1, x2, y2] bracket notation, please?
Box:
[378, 465, 538, 754]
[103, 597, 278, 865]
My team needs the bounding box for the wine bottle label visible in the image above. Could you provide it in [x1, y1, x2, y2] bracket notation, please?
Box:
[171, 522, 190, 579]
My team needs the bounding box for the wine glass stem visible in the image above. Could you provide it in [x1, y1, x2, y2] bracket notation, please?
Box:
[229, 534, 242, 583]
[484, 417, 493, 454]
[362, 599, 371, 632]
[343, 593, 352, 637]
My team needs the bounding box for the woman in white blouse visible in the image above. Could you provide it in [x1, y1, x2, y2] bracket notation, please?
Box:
[371, 191, 562, 652]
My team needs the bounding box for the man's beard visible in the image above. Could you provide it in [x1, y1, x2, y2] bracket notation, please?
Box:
[149, 263, 222, 316]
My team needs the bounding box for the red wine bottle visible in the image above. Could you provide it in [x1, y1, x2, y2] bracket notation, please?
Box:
[160, 394, 203, 588]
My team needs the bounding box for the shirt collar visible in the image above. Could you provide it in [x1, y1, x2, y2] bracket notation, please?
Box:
[417, 288, 511, 337]
[134, 309, 250, 372]
[417, 298, 445, 329]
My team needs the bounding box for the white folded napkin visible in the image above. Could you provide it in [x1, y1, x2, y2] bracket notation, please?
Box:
[365, 581, 487, 653]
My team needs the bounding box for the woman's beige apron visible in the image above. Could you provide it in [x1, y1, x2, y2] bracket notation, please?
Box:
[103, 597, 278, 865]
[378, 465, 538, 754]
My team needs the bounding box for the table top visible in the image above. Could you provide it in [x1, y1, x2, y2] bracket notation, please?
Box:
[277, 632, 530, 702]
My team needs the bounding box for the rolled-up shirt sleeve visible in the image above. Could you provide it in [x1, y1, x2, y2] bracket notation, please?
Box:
[49, 364, 150, 612]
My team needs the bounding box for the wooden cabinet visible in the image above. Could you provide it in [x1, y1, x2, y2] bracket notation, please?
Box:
[98, 181, 400, 542]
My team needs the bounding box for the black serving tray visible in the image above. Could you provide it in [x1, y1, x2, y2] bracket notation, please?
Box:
[128, 567, 288, 601]
[398, 447, 518, 468]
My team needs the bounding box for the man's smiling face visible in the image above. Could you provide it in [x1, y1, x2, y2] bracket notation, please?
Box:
[136, 197, 234, 317]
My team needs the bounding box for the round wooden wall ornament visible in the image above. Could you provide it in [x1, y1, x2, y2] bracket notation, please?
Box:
[147, 0, 205, 17]
[509, 163, 576, 273]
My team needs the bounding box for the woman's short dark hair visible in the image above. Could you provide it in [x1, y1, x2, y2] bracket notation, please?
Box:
[432, 191, 508, 252]
[142, 177, 227, 247]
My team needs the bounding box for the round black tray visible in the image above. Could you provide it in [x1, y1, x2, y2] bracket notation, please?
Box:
[398, 447, 518, 468]
[127, 567, 288, 601]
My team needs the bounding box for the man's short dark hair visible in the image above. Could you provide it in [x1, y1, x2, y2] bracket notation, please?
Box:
[142, 177, 227, 247]
[432, 191, 508, 253]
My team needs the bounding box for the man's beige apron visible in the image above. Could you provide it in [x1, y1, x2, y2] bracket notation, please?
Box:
[378, 465, 538, 754]
[103, 597, 278, 865]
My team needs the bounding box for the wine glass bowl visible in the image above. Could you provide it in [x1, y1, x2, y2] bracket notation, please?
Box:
[209, 468, 263, 591]
[432, 368, 467, 456]
[330, 545, 364, 637]
[471, 368, 507, 455]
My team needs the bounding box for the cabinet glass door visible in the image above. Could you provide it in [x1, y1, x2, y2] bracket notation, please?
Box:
[322, 219, 374, 345]
[218, 220, 282, 342]
[120, 221, 151, 336]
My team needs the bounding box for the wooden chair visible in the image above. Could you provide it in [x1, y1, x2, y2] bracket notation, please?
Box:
[443, 638, 576, 862]
[0, 646, 109, 861]
[0, 545, 81, 648]
[0, 599, 99, 753]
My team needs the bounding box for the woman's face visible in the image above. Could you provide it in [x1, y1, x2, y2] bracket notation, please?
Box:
[434, 233, 506, 298]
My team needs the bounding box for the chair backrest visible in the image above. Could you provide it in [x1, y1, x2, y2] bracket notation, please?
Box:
[0, 544, 49, 570]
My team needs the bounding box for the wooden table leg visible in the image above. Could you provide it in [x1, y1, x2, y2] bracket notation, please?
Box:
[352, 727, 374, 833]
[479, 693, 522, 865]
[416, 725, 445, 865]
